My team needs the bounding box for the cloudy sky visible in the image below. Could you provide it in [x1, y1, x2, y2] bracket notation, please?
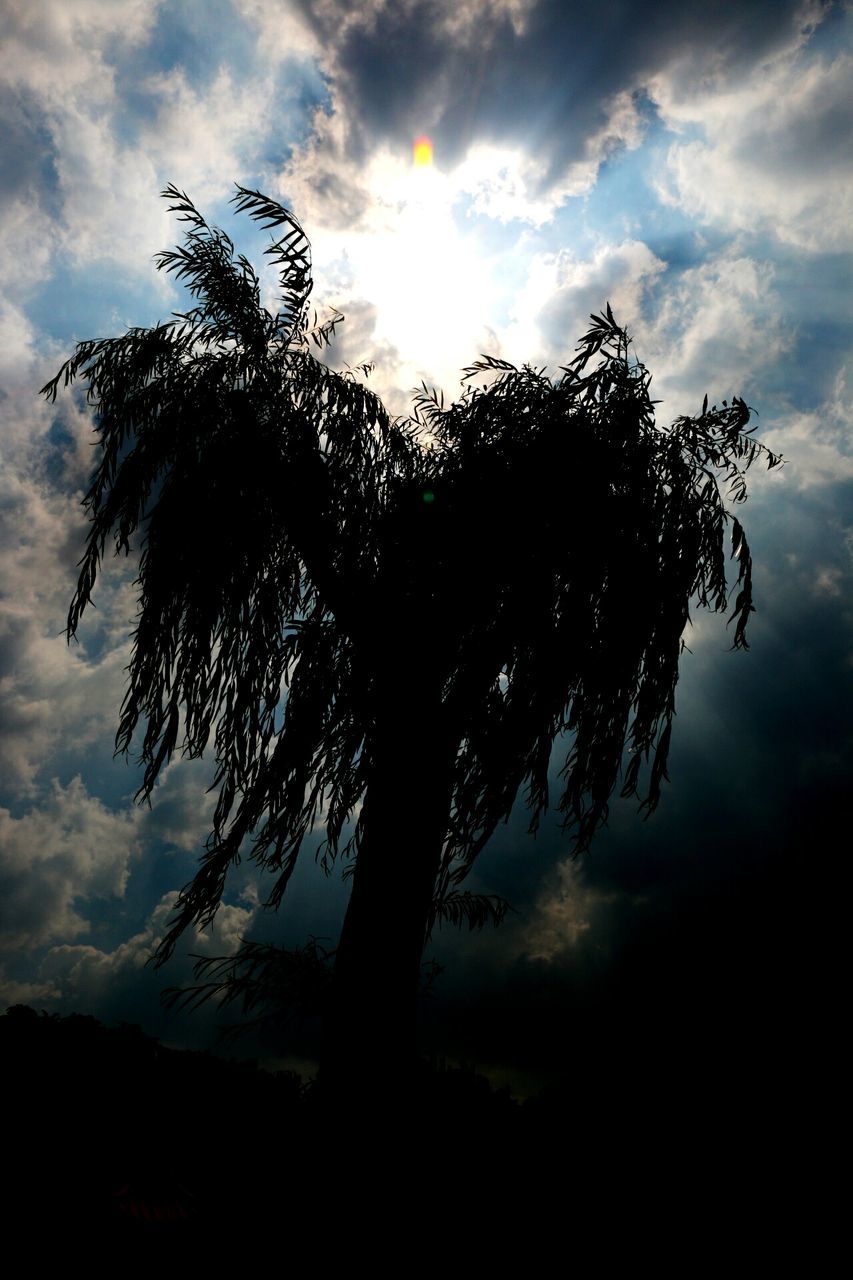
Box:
[1, 0, 850, 1086]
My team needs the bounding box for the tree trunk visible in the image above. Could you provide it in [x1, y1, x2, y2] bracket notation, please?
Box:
[319, 665, 452, 1107]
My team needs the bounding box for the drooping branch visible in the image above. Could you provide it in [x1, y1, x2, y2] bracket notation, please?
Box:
[43, 189, 782, 978]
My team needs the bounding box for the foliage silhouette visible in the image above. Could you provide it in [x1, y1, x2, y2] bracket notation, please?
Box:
[42, 184, 782, 1082]
[162, 936, 335, 1046]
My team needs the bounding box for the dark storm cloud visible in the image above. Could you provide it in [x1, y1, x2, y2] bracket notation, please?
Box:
[294, 0, 817, 174]
[415, 474, 853, 1080]
[422, 759, 844, 1088]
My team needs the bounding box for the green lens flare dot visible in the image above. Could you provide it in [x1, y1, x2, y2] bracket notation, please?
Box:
[422, 490, 435, 504]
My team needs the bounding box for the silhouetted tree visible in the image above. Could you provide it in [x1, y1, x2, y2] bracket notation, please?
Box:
[42, 185, 781, 1091]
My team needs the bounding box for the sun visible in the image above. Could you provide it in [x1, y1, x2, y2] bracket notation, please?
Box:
[346, 141, 498, 401]
[413, 135, 434, 168]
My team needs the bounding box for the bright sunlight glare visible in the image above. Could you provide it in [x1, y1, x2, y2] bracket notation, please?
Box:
[413, 134, 434, 167]
[310, 142, 506, 410]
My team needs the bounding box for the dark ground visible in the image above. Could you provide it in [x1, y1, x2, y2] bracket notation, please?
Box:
[3, 987, 833, 1264]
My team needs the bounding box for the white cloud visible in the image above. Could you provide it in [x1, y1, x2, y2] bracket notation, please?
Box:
[0, 294, 149, 794]
[0, 626, 131, 795]
[0, 202, 56, 307]
[0, 970, 61, 1006]
[0, 0, 319, 307]
[456, 89, 647, 225]
[501, 237, 666, 371]
[623, 252, 853, 492]
[40, 889, 257, 997]
[760, 402, 853, 491]
[0, 0, 160, 101]
[813, 565, 844, 598]
[48, 104, 166, 280]
[0, 440, 136, 793]
[441, 0, 536, 40]
[637, 249, 791, 413]
[233, 0, 320, 62]
[0, 296, 43, 385]
[521, 859, 619, 963]
[0, 776, 140, 951]
[135, 64, 286, 212]
[39, 895, 178, 996]
[0, 1, 164, 300]
[456, 145, 566, 227]
[143, 757, 218, 854]
[649, 27, 852, 251]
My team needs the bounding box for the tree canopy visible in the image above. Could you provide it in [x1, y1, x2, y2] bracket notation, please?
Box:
[41, 184, 782, 1066]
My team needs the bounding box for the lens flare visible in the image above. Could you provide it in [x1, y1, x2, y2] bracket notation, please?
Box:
[413, 135, 433, 168]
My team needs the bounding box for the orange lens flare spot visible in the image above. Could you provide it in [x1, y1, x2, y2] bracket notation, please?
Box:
[413, 135, 433, 167]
